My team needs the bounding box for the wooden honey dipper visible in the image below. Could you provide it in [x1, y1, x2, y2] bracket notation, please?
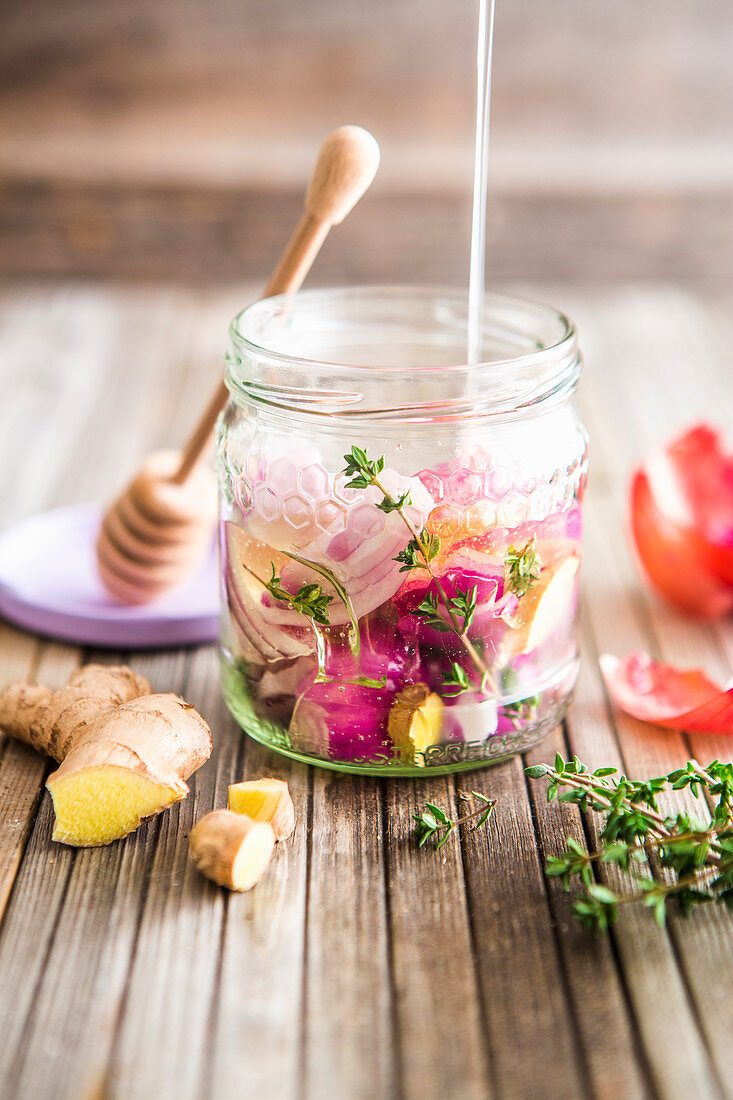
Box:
[97, 125, 381, 605]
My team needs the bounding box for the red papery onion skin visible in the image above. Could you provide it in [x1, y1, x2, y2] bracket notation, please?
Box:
[601, 651, 733, 734]
[631, 471, 733, 619]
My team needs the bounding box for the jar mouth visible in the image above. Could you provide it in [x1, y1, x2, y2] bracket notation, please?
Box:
[227, 286, 581, 423]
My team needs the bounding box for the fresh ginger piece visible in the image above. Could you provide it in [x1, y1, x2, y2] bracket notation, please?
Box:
[189, 810, 275, 891]
[388, 684, 444, 765]
[503, 556, 580, 658]
[0, 664, 212, 847]
[227, 778, 295, 841]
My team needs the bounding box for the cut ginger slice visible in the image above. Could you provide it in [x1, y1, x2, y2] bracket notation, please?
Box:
[48, 766, 185, 847]
[228, 778, 295, 841]
[503, 556, 580, 658]
[189, 811, 275, 891]
[388, 684, 444, 765]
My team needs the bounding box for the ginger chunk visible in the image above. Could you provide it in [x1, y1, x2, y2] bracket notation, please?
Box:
[228, 778, 295, 841]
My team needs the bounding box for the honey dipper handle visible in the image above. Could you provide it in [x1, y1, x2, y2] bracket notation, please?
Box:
[172, 126, 380, 485]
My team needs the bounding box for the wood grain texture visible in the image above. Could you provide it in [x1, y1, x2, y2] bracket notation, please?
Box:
[382, 775, 491, 1100]
[304, 774, 394, 1100]
[524, 726, 651, 1100]
[2, 0, 732, 190]
[207, 736, 309, 1100]
[457, 758, 588, 1100]
[0, 283, 732, 1100]
[2, 185, 732, 288]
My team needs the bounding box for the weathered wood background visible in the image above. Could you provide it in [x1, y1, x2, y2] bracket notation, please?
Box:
[0, 282, 732, 1100]
[2, 0, 733, 285]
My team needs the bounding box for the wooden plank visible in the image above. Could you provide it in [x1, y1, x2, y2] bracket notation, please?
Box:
[205, 735, 309, 1100]
[577, 288, 733, 1094]
[566, 289, 732, 1098]
[0, 640, 83, 1093]
[2, 0, 733, 195]
[382, 776, 491, 1100]
[97, 646, 225, 1099]
[3, 187, 733, 290]
[1, 280, 732, 1100]
[456, 760, 589, 1100]
[0, 289, 107, 926]
[40, 288, 192, 510]
[0, 286, 233, 1097]
[0, 625, 43, 918]
[564, 601, 720, 1100]
[0, 285, 195, 934]
[4, 649, 189, 1100]
[303, 773, 394, 1100]
[104, 645, 251, 1100]
[524, 725, 651, 1100]
[0, 287, 129, 522]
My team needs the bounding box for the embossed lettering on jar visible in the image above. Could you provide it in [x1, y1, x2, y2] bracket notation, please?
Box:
[217, 288, 588, 775]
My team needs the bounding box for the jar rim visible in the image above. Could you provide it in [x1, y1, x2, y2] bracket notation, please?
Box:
[227, 285, 581, 423]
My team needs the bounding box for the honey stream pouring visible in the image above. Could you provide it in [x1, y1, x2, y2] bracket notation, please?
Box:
[96, 125, 381, 604]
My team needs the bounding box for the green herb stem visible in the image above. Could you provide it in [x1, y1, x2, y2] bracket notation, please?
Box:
[527, 754, 733, 930]
[413, 792, 496, 849]
[342, 447, 498, 697]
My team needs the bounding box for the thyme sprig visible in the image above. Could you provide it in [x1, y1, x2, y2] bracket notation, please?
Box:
[265, 564, 333, 626]
[342, 446, 496, 697]
[413, 791, 496, 849]
[505, 538, 541, 597]
[526, 754, 733, 931]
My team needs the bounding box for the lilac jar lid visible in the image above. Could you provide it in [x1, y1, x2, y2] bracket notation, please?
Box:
[0, 504, 219, 649]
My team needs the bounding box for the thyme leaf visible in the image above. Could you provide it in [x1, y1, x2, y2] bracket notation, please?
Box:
[265, 564, 333, 626]
[441, 662, 471, 696]
[377, 491, 411, 514]
[394, 530, 441, 572]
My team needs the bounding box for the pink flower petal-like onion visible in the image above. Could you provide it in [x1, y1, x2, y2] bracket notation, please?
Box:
[600, 651, 733, 734]
[631, 424, 733, 618]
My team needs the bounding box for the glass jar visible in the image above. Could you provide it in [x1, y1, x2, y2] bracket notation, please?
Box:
[217, 287, 587, 775]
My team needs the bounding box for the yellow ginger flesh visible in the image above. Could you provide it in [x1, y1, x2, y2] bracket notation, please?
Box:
[49, 766, 182, 847]
[388, 684, 444, 765]
[0, 664, 212, 847]
[227, 778, 295, 841]
[502, 555, 580, 658]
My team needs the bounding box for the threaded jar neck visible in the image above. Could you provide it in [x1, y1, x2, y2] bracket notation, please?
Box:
[226, 286, 581, 425]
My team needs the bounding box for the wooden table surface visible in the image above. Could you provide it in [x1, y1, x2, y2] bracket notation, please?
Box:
[1, 281, 732, 1100]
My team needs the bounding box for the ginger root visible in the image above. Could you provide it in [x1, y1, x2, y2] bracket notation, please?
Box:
[388, 684, 444, 764]
[227, 778, 295, 841]
[0, 664, 212, 847]
[189, 810, 275, 891]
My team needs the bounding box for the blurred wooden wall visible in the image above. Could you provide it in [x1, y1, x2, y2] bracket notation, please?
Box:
[2, 0, 732, 285]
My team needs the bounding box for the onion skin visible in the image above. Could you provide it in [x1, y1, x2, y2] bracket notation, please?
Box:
[630, 425, 733, 619]
[631, 470, 733, 620]
[223, 523, 316, 661]
[601, 651, 733, 734]
[395, 547, 517, 656]
[241, 452, 434, 623]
